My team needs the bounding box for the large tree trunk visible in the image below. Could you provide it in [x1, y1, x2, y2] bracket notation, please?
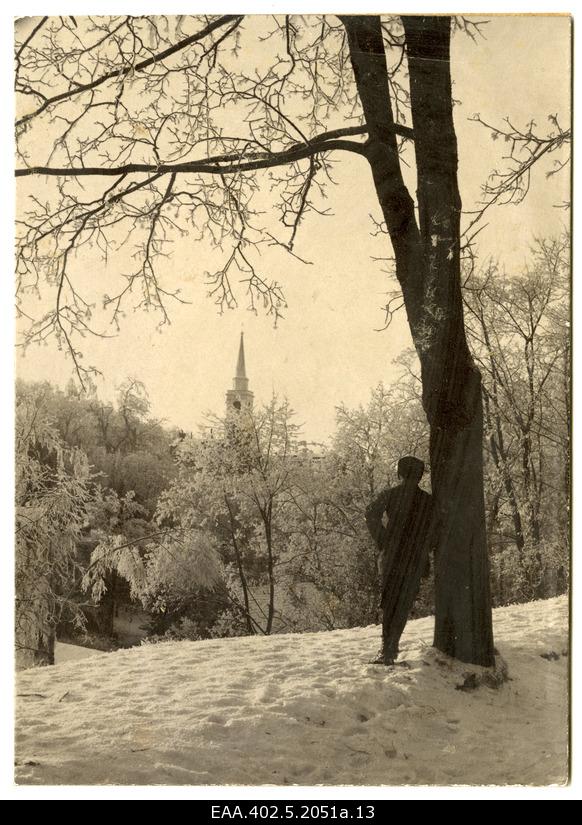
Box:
[342, 14, 495, 666]
[429, 391, 494, 663]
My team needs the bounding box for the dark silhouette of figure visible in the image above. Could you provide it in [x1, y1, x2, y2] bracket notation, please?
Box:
[365, 456, 435, 664]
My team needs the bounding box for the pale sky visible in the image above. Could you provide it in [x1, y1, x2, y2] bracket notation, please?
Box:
[15, 14, 571, 443]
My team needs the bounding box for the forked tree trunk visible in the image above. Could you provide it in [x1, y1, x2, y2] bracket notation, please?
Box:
[343, 14, 495, 666]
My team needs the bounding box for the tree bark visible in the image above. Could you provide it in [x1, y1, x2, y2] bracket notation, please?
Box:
[343, 14, 495, 666]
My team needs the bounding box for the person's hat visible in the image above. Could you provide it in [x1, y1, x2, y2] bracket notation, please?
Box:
[397, 456, 425, 481]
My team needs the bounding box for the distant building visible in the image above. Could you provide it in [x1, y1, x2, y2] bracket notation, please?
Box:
[297, 439, 326, 462]
[225, 332, 254, 413]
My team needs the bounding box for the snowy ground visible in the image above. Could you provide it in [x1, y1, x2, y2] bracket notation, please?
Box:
[15, 597, 569, 786]
[54, 643, 105, 665]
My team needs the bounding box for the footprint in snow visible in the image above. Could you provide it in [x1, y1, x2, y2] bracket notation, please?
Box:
[206, 713, 227, 725]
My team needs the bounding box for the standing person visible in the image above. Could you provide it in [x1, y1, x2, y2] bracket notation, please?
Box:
[365, 456, 435, 665]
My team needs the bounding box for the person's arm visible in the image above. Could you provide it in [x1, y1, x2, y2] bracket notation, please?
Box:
[365, 490, 389, 546]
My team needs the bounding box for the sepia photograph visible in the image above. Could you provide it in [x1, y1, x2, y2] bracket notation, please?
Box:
[9, 5, 572, 794]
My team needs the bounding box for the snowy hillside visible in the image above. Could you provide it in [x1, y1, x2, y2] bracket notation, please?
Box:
[15, 597, 568, 786]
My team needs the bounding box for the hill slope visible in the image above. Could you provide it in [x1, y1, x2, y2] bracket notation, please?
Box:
[15, 597, 569, 786]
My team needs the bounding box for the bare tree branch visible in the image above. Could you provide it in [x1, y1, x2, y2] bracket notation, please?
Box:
[16, 15, 245, 130]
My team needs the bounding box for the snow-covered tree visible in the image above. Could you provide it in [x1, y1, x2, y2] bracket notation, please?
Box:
[283, 380, 431, 631]
[156, 398, 302, 635]
[15, 384, 92, 667]
[464, 234, 570, 602]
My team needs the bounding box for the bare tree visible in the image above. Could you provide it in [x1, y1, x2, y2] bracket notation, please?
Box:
[15, 14, 495, 664]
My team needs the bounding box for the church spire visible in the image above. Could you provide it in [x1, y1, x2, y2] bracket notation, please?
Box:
[236, 332, 247, 380]
[226, 332, 254, 412]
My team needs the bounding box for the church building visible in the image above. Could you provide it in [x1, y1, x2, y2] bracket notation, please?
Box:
[225, 333, 254, 413]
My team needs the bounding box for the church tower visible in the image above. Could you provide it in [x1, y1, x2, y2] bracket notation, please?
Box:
[226, 333, 254, 412]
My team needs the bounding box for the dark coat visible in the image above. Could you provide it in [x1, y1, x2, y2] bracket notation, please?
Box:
[365, 482, 435, 613]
